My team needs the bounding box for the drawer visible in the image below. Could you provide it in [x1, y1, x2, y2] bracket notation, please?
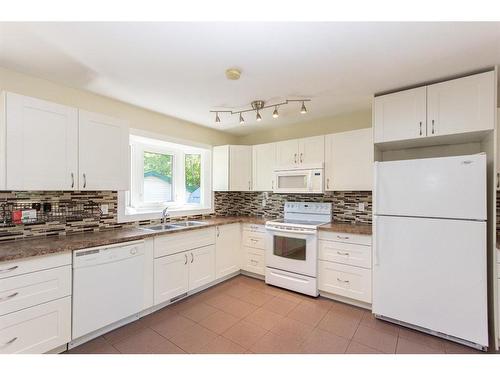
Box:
[318, 231, 371, 246]
[0, 252, 71, 280]
[242, 224, 266, 233]
[154, 227, 215, 258]
[319, 240, 371, 269]
[0, 265, 72, 316]
[241, 247, 265, 275]
[242, 230, 268, 250]
[318, 261, 371, 303]
[0, 296, 71, 354]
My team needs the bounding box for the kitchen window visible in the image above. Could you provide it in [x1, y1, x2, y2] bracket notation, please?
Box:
[120, 133, 212, 221]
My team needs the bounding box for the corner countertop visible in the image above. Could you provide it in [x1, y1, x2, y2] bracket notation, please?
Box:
[0, 216, 373, 263]
[318, 222, 372, 236]
[0, 216, 266, 263]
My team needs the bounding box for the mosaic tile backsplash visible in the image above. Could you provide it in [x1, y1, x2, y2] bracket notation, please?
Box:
[0, 190, 372, 241]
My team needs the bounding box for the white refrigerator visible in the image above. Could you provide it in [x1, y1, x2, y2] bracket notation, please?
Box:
[373, 153, 488, 349]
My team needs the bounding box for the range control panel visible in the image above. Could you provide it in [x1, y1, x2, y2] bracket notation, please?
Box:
[284, 202, 332, 215]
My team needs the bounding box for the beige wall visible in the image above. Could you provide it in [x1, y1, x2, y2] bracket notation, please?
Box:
[236, 110, 372, 145]
[0, 67, 238, 146]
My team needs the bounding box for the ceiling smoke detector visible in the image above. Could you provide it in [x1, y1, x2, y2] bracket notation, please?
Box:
[225, 68, 241, 80]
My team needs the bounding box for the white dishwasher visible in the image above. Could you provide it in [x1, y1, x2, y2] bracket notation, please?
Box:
[72, 240, 145, 339]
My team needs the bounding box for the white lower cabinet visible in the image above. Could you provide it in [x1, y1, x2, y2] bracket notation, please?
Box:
[241, 247, 265, 275]
[154, 252, 190, 305]
[318, 231, 372, 305]
[154, 244, 216, 305]
[215, 224, 241, 279]
[240, 224, 268, 276]
[0, 296, 71, 354]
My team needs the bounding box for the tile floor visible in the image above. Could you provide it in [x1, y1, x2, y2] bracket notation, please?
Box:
[66, 275, 491, 354]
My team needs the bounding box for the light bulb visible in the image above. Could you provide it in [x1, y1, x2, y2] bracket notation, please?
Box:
[300, 101, 307, 114]
[215, 112, 220, 123]
[272, 106, 279, 118]
[239, 113, 245, 124]
[256, 110, 262, 122]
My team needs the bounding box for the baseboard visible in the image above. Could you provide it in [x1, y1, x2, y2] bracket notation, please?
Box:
[240, 270, 265, 280]
[319, 290, 372, 310]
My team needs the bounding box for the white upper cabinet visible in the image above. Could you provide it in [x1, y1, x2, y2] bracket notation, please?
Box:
[78, 110, 129, 190]
[276, 139, 299, 167]
[374, 71, 495, 144]
[325, 128, 373, 191]
[213, 145, 252, 191]
[276, 136, 324, 168]
[1, 92, 78, 190]
[426, 71, 495, 137]
[373, 86, 427, 143]
[252, 143, 276, 191]
[0, 92, 130, 191]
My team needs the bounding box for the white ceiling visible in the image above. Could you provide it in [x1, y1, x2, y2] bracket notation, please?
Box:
[0, 22, 499, 136]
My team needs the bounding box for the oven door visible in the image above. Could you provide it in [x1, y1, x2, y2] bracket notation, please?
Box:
[265, 228, 317, 277]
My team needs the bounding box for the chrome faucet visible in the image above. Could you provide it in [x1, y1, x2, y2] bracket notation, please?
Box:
[161, 207, 170, 224]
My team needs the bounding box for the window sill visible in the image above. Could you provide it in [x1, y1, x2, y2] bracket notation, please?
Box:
[118, 205, 214, 223]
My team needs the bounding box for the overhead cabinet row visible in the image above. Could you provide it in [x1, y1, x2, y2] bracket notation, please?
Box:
[0, 92, 129, 191]
[214, 130, 373, 192]
[373, 71, 495, 144]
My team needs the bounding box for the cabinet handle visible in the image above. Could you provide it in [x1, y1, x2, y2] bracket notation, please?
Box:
[2, 337, 17, 346]
[337, 278, 350, 283]
[497, 173, 500, 189]
[248, 181, 251, 190]
[300, 153, 303, 163]
[216, 226, 220, 237]
[71, 172, 75, 188]
[419, 121, 422, 136]
[272, 180, 274, 190]
[250, 259, 258, 265]
[191, 253, 194, 263]
[326, 178, 330, 190]
[336, 251, 349, 256]
[431, 119, 435, 134]
[336, 235, 350, 240]
[294, 153, 297, 163]
[83, 173, 87, 188]
[0, 265, 18, 274]
[0, 292, 18, 302]
[184, 254, 188, 265]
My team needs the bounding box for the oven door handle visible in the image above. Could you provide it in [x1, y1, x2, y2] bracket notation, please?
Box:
[265, 226, 316, 235]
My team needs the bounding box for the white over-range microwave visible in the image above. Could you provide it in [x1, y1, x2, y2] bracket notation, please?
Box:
[273, 164, 324, 194]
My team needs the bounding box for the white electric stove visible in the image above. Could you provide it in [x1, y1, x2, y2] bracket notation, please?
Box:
[265, 202, 332, 296]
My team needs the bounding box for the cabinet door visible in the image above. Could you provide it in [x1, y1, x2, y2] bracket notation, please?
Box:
[373, 87, 427, 143]
[496, 108, 500, 190]
[215, 224, 241, 279]
[252, 143, 276, 191]
[79, 110, 129, 190]
[188, 245, 215, 291]
[212, 145, 229, 191]
[276, 139, 299, 167]
[325, 129, 373, 191]
[229, 145, 252, 191]
[298, 136, 325, 165]
[4, 92, 78, 190]
[154, 252, 189, 305]
[427, 71, 495, 137]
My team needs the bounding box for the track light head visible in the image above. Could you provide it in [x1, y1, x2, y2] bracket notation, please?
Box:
[300, 101, 307, 114]
[272, 106, 279, 118]
[239, 113, 245, 124]
[256, 110, 262, 122]
[215, 112, 221, 123]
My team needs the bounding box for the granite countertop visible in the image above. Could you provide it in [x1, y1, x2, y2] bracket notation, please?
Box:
[0, 216, 266, 263]
[0, 216, 372, 263]
[318, 222, 372, 235]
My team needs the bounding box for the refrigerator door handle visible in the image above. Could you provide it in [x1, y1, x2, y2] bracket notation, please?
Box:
[373, 216, 379, 266]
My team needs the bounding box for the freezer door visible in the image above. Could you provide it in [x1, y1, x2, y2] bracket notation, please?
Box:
[372, 215, 488, 347]
[374, 153, 486, 220]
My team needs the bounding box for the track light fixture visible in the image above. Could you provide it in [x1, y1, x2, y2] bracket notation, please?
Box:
[211, 98, 310, 124]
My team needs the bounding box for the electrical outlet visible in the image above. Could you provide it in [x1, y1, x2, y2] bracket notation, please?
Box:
[358, 202, 365, 211]
[100, 204, 109, 215]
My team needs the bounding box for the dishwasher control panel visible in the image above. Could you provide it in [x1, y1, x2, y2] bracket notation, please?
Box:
[73, 240, 145, 268]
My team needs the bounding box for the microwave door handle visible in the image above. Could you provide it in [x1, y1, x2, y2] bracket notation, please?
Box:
[307, 171, 313, 191]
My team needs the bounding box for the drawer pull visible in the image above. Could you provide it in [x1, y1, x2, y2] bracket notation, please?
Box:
[0, 292, 19, 302]
[250, 259, 258, 264]
[336, 235, 350, 240]
[0, 265, 18, 274]
[336, 251, 349, 256]
[2, 337, 17, 346]
[337, 278, 350, 283]
[250, 238, 258, 242]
